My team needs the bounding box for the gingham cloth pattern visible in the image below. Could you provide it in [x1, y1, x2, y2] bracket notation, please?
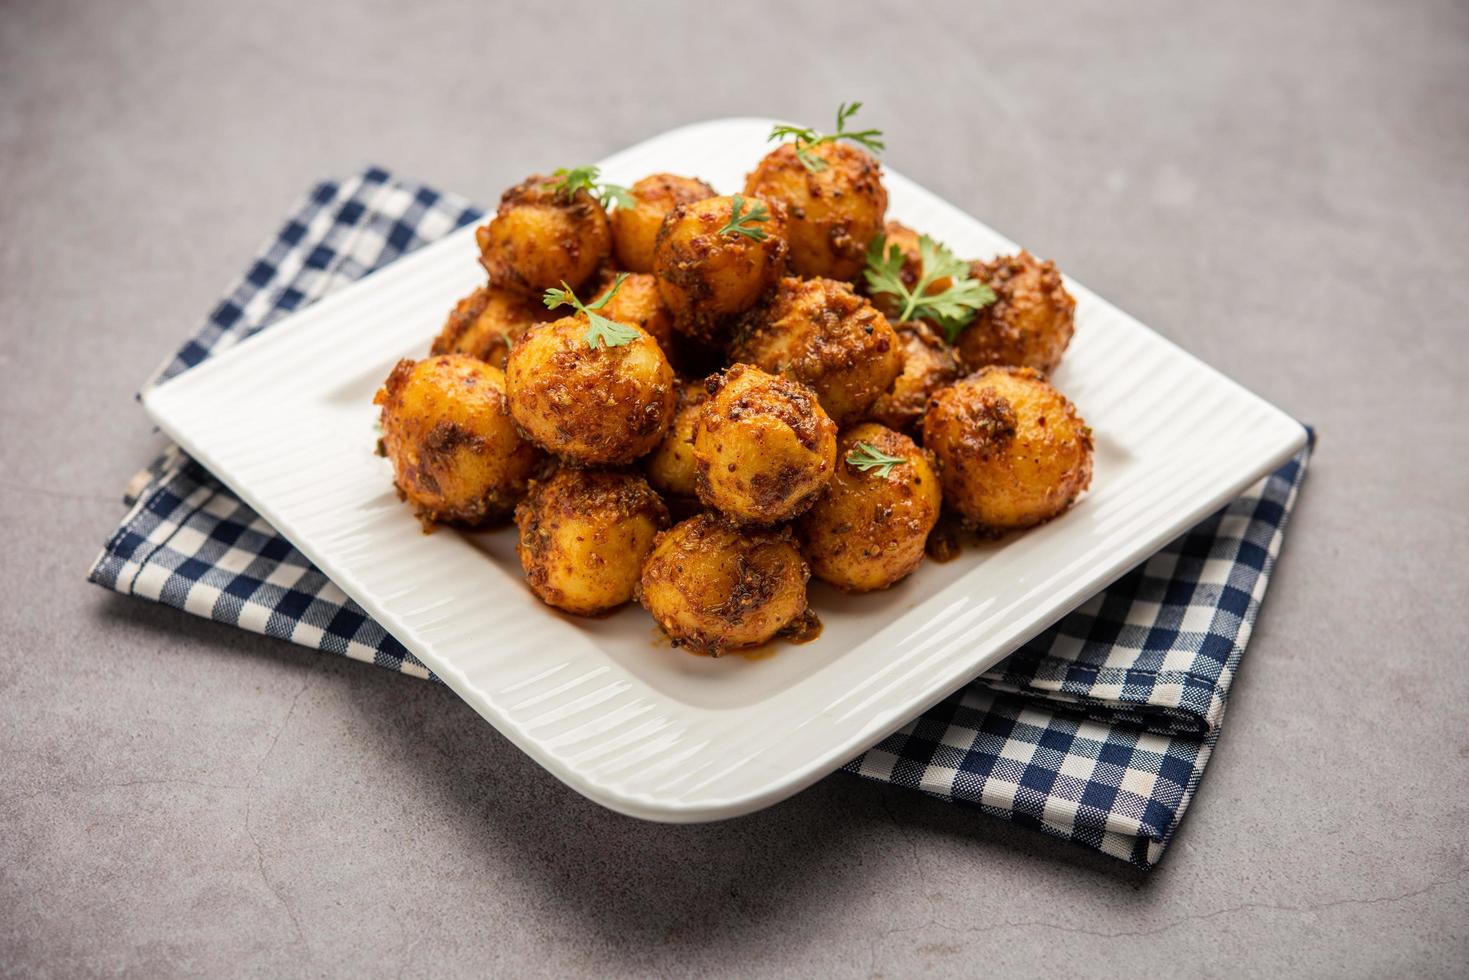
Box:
[89, 168, 1311, 869]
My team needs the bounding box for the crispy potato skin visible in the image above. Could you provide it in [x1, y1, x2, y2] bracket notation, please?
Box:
[643, 379, 711, 505]
[637, 513, 810, 655]
[504, 314, 676, 465]
[592, 269, 675, 356]
[954, 252, 1076, 375]
[797, 423, 941, 592]
[866, 321, 963, 432]
[431, 286, 554, 369]
[477, 175, 611, 294]
[611, 173, 716, 273]
[922, 366, 1093, 532]
[692, 364, 837, 524]
[514, 467, 670, 616]
[743, 142, 887, 281]
[374, 355, 543, 526]
[730, 277, 902, 425]
[653, 195, 789, 345]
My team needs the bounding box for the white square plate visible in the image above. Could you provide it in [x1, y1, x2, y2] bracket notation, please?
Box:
[143, 118, 1306, 821]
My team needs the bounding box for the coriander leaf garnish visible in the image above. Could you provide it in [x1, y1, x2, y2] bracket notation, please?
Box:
[768, 101, 886, 172]
[547, 165, 634, 210]
[543, 273, 641, 349]
[864, 233, 997, 342]
[719, 194, 771, 241]
[845, 441, 908, 479]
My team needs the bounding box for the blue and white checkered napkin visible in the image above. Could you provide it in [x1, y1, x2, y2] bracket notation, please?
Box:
[89, 168, 1310, 869]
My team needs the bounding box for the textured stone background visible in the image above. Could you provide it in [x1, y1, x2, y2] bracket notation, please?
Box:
[2, 1, 1466, 976]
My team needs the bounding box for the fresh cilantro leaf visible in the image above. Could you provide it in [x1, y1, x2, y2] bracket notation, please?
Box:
[548, 165, 633, 210]
[845, 441, 908, 479]
[768, 101, 886, 173]
[863, 233, 996, 341]
[718, 195, 771, 241]
[543, 274, 641, 349]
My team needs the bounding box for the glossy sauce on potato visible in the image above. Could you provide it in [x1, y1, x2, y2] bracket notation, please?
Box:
[515, 467, 669, 616]
[692, 364, 837, 524]
[922, 366, 1092, 533]
[611, 173, 716, 273]
[505, 315, 676, 465]
[637, 513, 811, 655]
[730, 276, 901, 425]
[374, 355, 543, 527]
[743, 142, 887, 281]
[477, 175, 611, 294]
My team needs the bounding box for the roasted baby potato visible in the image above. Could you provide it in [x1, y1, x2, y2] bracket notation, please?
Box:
[592, 269, 675, 356]
[730, 276, 902, 425]
[477, 174, 611, 294]
[743, 141, 886, 281]
[922, 366, 1093, 533]
[653, 195, 788, 345]
[638, 513, 812, 655]
[643, 379, 711, 506]
[504, 315, 676, 465]
[374, 355, 543, 527]
[514, 467, 670, 616]
[431, 285, 553, 369]
[611, 173, 717, 273]
[866, 321, 963, 432]
[797, 423, 941, 592]
[692, 364, 837, 524]
[954, 252, 1076, 375]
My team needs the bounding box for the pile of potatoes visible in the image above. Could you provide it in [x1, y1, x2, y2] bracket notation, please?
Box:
[375, 118, 1093, 656]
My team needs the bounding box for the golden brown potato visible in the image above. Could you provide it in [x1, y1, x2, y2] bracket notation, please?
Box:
[637, 513, 812, 655]
[504, 314, 676, 465]
[922, 366, 1093, 533]
[643, 379, 710, 505]
[653, 195, 788, 345]
[514, 467, 670, 616]
[431, 286, 554, 369]
[477, 174, 611, 294]
[797, 423, 942, 592]
[864, 221, 955, 323]
[374, 355, 543, 526]
[592, 269, 674, 355]
[743, 142, 887, 281]
[866, 321, 963, 431]
[611, 173, 717, 273]
[692, 364, 837, 524]
[730, 277, 902, 425]
[954, 252, 1076, 375]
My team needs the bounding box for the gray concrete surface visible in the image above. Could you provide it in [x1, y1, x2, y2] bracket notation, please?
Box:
[3, 1, 1467, 976]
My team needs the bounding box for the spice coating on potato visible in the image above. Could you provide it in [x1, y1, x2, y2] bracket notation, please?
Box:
[866, 321, 963, 432]
[611, 173, 717, 273]
[643, 379, 711, 505]
[431, 286, 554, 369]
[374, 355, 543, 527]
[743, 142, 887, 281]
[922, 366, 1092, 533]
[514, 467, 670, 616]
[653, 195, 789, 345]
[797, 423, 941, 592]
[692, 364, 837, 525]
[637, 513, 811, 655]
[592, 269, 674, 356]
[954, 252, 1076, 375]
[730, 277, 902, 425]
[477, 175, 611, 294]
[505, 314, 676, 465]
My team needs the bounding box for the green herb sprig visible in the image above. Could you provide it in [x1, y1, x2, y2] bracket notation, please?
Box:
[845, 442, 908, 479]
[768, 102, 885, 173]
[718, 195, 771, 241]
[547, 165, 635, 210]
[544, 273, 640, 349]
[864, 234, 996, 342]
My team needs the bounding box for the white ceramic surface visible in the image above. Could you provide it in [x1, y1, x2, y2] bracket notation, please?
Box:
[141, 118, 1307, 822]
